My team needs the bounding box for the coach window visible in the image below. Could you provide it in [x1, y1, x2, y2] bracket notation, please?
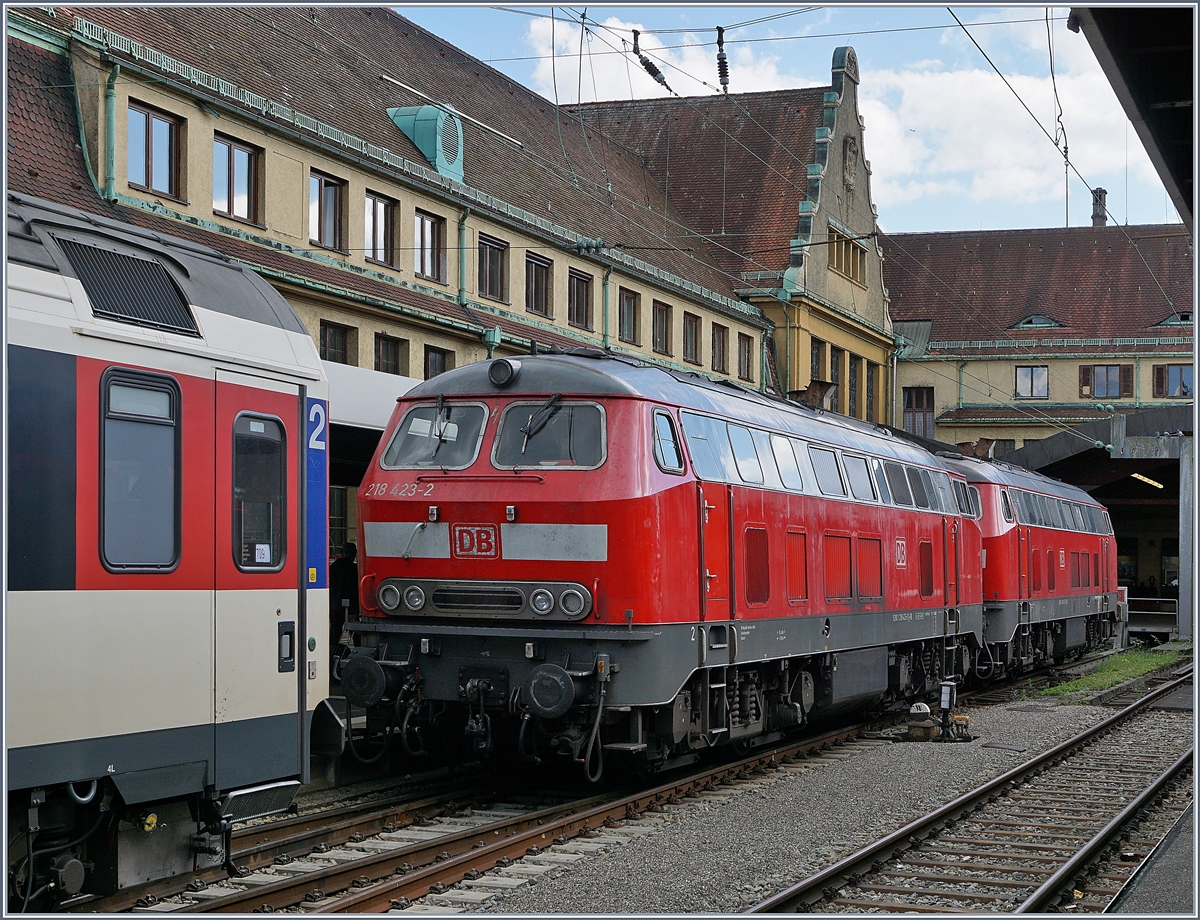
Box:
[809, 447, 846, 496]
[1070, 503, 1086, 531]
[1000, 490, 1014, 522]
[681, 412, 736, 482]
[953, 480, 972, 516]
[932, 471, 957, 514]
[969, 486, 982, 518]
[652, 411, 684, 473]
[494, 401, 605, 469]
[884, 462, 912, 506]
[843, 455, 876, 502]
[383, 403, 486, 470]
[102, 372, 180, 570]
[907, 467, 932, 509]
[727, 425, 764, 484]
[918, 469, 941, 511]
[771, 436, 804, 491]
[871, 459, 892, 504]
[233, 415, 285, 571]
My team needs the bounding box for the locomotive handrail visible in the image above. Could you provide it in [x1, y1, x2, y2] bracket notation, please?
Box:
[414, 472, 545, 483]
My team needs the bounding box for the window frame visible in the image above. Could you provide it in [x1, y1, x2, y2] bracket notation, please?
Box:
[525, 253, 552, 317]
[127, 101, 181, 199]
[652, 409, 685, 474]
[319, 321, 351, 365]
[414, 209, 446, 282]
[738, 332, 754, 382]
[99, 368, 182, 573]
[213, 134, 258, 223]
[1015, 364, 1049, 399]
[231, 412, 288, 573]
[618, 288, 640, 345]
[374, 332, 406, 376]
[478, 233, 509, 302]
[711, 322, 729, 374]
[491, 400, 608, 471]
[827, 225, 867, 285]
[380, 401, 489, 471]
[682, 312, 702, 364]
[652, 301, 672, 356]
[567, 268, 593, 330]
[423, 344, 454, 380]
[364, 190, 397, 267]
[309, 170, 346, 251]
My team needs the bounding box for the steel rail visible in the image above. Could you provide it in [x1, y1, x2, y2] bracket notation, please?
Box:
[747, 669, 1193, 913]
[1015, 746, 1193, 913]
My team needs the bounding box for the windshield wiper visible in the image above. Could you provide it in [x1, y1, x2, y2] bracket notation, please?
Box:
[520, 393, 561, 454]
[430, 395, 452, 460]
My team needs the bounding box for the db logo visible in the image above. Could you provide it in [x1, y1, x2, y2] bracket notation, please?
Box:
[452, 524, 499, 559]
[895, 538, 908, 568]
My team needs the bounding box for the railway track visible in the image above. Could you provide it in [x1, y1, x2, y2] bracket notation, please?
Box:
[748, 669, 1194, 913]
[116, 722, 870, 913]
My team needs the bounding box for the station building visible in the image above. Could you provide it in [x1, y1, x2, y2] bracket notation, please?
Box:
[883, 218, 1193, 624]
[7, 6, 896, 550]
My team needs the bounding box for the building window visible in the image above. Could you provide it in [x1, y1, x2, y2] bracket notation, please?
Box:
[903, 387, 934, 439]
[811, 337, 825, 381]
[414, 210, 446, 281]
[865, 362, 877, 422]
[375, 333, 408, 376]
[1015, 365, 1049, 398]
[738, 333, 754, 382]
[652, 301, 672, 355]
[424, 345, 454, 379]
[525, 254, 552, 316]
[683, 313, 701, 364]
[568, 269, 593, 329]
[1153, 364, 1193, 398]
[711, 323, 729, 374]
[320, 321, 350, 364]
[365, 192, 396, 266]
[992, 439, 1016, 456]
[1081, 364, 1132, 399]
[127, 102, 179, 197]
[828, 226, 866, 284]
[309, 171, 345, 250]
[478, 234, 508, 301]
[618, 288, 639, 344]
[213, 135, 257, 221]
[848, 354, 861, 418]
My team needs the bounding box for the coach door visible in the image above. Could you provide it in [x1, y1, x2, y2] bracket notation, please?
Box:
[213, 369, 305, 790]
[699, 482, 732, 621]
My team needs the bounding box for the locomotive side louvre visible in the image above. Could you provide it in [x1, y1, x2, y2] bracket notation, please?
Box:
[6, 193, 330, 907]
[350, 354, 990, 775]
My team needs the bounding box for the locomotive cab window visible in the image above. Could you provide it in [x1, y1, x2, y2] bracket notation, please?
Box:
[494, 400, 605, 469]
[234, 415, 285, 571]
[102, 372, 181, 570]
[1000, 490, 1014, 523]
[382, 403, 487, 470]
[652, 410, 684, 474]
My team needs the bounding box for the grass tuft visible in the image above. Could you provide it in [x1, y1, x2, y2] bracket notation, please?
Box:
[1038, 646, 1189, 696]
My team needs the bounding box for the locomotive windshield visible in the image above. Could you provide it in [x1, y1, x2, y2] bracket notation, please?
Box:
[493, 400, 605, 468]
[381, 402, 486, 469]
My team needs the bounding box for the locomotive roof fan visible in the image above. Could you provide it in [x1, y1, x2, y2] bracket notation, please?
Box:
[488, 357, 521, 388]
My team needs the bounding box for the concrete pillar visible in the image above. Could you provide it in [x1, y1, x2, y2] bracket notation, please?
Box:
[1178, 434, 1193, 639]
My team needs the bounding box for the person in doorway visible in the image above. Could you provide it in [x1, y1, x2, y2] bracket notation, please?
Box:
[329, 542, 359, 665]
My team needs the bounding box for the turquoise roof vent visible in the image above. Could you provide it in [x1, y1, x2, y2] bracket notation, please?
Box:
[388, 105, 464, 184]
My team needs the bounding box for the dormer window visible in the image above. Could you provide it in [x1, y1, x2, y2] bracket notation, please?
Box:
[1158, 311, 1193, 326]
[1014, 314, 1061, 329]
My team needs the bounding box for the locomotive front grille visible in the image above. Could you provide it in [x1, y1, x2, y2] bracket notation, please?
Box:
[432, 587, 525, 612]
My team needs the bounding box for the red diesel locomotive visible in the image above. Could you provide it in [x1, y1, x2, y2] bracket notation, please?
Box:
[344, 352, 1119, 779]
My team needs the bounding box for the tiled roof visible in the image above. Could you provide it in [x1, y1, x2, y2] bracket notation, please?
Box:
[40, 6, 744, 303]
[6, 33, 605, 354]
[882, 225, 1193, 350]
[577, 89, 827, 280]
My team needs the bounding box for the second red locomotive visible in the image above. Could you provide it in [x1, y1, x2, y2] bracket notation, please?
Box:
[344, 352, 1120, 778]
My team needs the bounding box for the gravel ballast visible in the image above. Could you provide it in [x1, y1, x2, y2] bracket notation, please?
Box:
[459, 702, 1191, 914]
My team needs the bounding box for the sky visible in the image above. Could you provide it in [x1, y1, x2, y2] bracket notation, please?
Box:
[397, 5, 1182, 234]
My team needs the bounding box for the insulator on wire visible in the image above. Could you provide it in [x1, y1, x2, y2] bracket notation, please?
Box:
[716, 26, 729, 93]
[632, 29, 672, 92]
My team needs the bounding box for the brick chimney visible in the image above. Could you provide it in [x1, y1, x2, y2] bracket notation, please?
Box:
[1091, 187, 1108, 227]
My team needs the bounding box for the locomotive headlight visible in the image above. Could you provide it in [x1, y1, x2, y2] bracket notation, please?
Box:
[378, 583, 402, 611]
[530, 589, 554, 615]
[488, 358, 521, 388]
[403, 585, 427, 611]
[559, 589, 586, 617]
